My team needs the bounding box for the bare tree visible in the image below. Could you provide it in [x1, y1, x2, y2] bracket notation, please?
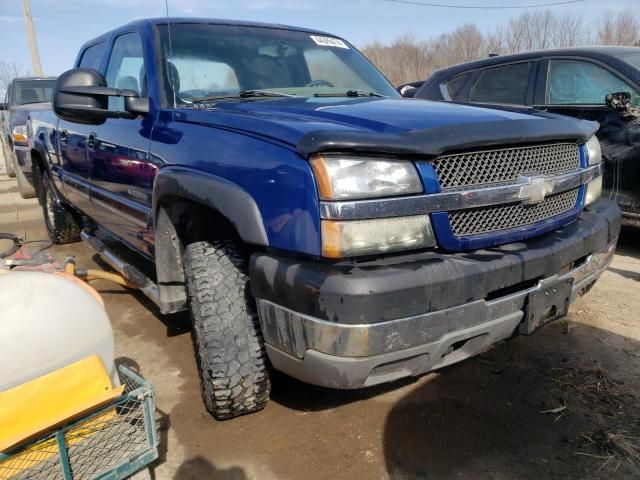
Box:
[0, 61, 29, 98]
[362, 33, 432, 85]
[553, 15, 586, 47]
[435, 24, 487, 68]
[486, 26, 508, 56]
[598, 8, 640, 46]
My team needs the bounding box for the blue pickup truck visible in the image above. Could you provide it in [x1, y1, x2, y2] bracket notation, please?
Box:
[28, 18, 620, 420]
[1, 76, 56, 195]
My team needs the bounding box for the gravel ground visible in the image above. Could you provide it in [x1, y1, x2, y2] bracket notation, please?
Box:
[1, 148, 638, 480]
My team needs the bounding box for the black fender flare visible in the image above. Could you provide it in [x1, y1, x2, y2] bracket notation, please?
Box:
[28, 125, 51, 172]
[152, 166, 269, 246]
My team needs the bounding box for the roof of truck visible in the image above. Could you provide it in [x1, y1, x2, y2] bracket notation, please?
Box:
[80, 17, 334, 49]
[12, 77, 57, 82]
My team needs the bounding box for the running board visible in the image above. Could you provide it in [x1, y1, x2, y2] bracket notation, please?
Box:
[81, 228, 161, 307]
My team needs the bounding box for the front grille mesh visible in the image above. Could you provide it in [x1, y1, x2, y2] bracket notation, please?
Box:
[449, 188, 579, 237]
[434, 143, 581, 189]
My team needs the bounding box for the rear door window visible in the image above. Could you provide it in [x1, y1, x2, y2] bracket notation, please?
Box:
[470, 62, 531, 105]
[547, 59, 640, 106]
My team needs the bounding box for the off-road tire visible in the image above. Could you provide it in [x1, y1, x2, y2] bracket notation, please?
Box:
[2, 142, 16, 178]
[14, 156, 36, 198]
[184, 240, 271, 420]
[41, 171, 81, 244]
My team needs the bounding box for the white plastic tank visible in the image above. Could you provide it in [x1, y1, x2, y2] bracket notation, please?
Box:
[0, 271, 116, 391]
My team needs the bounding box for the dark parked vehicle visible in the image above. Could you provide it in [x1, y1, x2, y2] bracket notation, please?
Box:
[28, 19, 619, 420]
[410, 47, 640, 227]
[1, 77, 56, 196]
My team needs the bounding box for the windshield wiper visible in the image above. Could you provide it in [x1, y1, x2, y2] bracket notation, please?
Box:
[191, 89, 297, 103]
[239, 89, 297, 98]
[313, 90, 385, 98]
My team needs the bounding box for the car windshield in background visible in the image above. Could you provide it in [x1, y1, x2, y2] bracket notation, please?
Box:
[12, 80, 55, 105]
[155, 23, 399, 105]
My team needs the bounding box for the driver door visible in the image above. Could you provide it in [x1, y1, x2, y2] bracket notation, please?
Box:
[87, 31, 155, 255]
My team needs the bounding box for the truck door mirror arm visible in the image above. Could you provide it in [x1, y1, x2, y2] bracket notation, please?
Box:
[53, 68, 149, 125]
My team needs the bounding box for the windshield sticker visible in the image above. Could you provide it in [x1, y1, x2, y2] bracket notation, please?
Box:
[310, 35, 349, 49]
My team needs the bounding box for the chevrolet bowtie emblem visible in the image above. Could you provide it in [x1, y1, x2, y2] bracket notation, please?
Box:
[518, 175, 552, 205]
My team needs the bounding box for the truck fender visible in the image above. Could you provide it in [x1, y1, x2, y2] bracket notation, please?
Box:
[151, 167, 269, 313]
[152, 167, 269, 246]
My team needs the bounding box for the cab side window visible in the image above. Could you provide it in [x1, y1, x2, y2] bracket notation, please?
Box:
[470, 62, 531, 105]
[105, 33, 146, 99]
[78, 42, 107, 70]
[547, 59, 640, 106]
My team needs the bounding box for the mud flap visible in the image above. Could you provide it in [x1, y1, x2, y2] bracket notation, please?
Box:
[520, 277, 573, 335]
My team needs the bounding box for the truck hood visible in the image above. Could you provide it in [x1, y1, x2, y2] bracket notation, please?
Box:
[176, 97, 598, 157]
[10, 102, 51, 128]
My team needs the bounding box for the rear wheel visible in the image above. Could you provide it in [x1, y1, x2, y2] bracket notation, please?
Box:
[41, 171, 81, 244]
[183, 239, 271, 420]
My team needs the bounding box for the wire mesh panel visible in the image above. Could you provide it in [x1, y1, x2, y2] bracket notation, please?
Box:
[0, 366, 157, 480]
[448, 188, 580, 237]
[433, 143, 581, 189]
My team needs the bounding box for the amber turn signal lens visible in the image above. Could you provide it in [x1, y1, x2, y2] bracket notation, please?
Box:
[321, 215, 436, 258]
[310, 154, 334, 200]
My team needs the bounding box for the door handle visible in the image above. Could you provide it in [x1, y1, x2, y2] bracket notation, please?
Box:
[59, 129, 68, 144]
[87, 132, 97, 150]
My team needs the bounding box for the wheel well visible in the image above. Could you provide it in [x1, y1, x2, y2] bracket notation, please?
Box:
[30, 148, 44, 172]
[154, 196, 244, 311]
[30, 148, 46, 196]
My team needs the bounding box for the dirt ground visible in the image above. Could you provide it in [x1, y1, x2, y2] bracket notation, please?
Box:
[1, 151, 639, 480]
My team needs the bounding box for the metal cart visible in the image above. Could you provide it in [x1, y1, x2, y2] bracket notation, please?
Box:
[0, 366, 158, 480]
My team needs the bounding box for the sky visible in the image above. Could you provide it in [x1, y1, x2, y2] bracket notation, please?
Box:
[0, 0, 638, 77]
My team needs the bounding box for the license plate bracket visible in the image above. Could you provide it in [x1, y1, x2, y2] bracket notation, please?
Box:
[520, 278, 573, 335]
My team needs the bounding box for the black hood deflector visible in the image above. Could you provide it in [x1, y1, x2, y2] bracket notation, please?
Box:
[297, 117, 599, 158]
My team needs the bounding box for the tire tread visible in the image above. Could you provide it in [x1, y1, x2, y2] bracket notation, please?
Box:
[184, 240, 270, 420]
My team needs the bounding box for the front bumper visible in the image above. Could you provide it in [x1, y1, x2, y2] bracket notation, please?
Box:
[251, 199, 620, 389]
[13, 145, 32, 179]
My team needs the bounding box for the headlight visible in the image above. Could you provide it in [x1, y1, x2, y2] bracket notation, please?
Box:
[584, 136, 603, 206]
[585, 136, 601, 166]
[585, 175, 602, 207]
[12, 125, 27, 144]
[310, 154, 422, 200]
[321, 215, 436, 258]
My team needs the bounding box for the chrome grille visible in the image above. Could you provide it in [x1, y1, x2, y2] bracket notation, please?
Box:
[434, 143, 580, 189]
[449, 188, 579, 237]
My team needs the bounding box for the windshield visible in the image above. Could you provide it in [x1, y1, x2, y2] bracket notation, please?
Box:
[12, 80, 55, 105]
[616, 51, 640, 71]
[155, 23, 398, 106]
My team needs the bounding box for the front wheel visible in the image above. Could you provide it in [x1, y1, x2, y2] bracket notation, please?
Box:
[14, 156, 36, 198]
[184, 240, 271, 420]
[41, 171, 81, 244]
